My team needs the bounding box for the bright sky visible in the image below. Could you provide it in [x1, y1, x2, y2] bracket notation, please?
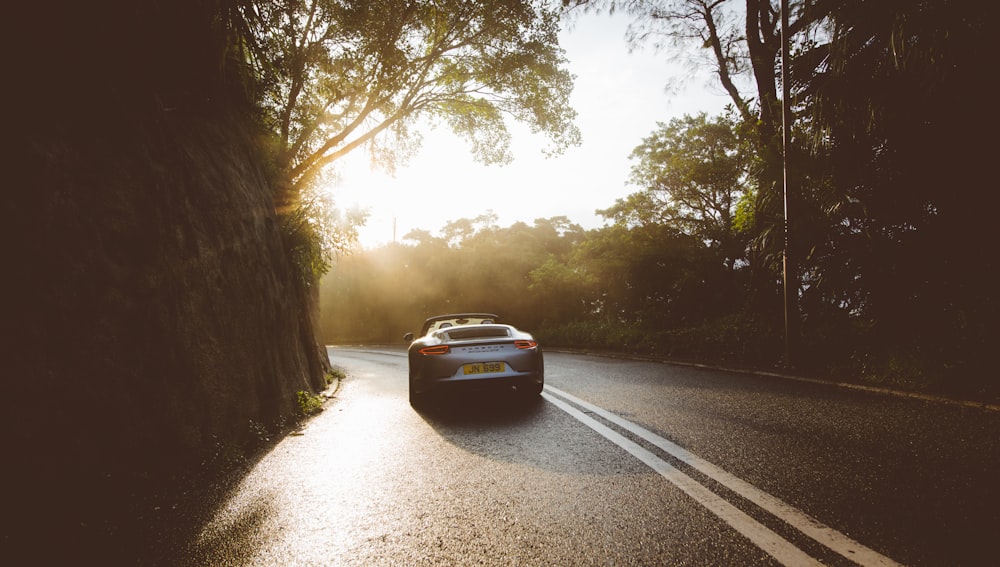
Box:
[330, 11, 732, 249]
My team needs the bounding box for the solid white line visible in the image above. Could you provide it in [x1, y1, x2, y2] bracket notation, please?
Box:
[545, 386, 902, 567]
[542, 391, 823, 567]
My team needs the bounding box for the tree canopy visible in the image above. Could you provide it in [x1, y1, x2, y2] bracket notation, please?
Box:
[606, 112, 750, 270]
[247, 0, 581, 208]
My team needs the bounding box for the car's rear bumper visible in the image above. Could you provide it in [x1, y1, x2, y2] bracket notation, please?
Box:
[412, 370, 544, 396]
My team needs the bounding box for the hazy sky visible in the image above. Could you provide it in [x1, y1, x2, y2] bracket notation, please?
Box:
[331, 11, 732, 249]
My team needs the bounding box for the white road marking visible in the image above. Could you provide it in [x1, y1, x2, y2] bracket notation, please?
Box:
[544, 386, 902, 567]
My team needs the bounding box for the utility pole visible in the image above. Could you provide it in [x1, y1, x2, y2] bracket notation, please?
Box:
[780, 0, 797, 367]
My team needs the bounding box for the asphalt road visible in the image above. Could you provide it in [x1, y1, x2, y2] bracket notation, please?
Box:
[183, 347, 999, 566]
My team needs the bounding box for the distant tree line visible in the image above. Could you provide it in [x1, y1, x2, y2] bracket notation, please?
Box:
[321, 0, 997, 399]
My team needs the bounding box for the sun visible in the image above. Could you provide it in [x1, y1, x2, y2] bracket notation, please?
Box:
[319, 155, 393, 249]
[327, 138, 508, 249]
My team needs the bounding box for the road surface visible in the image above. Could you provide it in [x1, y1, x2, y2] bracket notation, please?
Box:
[183, 347, 999, 566]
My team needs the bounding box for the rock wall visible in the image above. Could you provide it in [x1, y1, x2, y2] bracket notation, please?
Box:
[1, 1, 328, 561]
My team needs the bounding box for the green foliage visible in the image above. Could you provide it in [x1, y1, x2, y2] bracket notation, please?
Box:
[860, 351, 933, 392]
[654, 313, 781, 366]
[279, 191, 369, 283]
[315, 0, 996, 398]
[539, 315, 780, 364]
[608, 112, 753, 275]
[536, 321, 652, 352]
[732, 187, 756, 236]
[624, 113, 749, 233]
[326, 367, 345, 385]
[228, 0, 582, 281]
[250, 0, 580, 205]
[296, 391, 324, 416]
[791, 0, 997, 390]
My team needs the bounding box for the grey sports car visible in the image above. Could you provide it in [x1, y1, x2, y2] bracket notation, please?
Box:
[403, 313, 544, 406]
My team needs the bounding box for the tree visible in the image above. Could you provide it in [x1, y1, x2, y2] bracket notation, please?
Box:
[607, 112, 750, 271]
[528, 254, 596, 325]
[792, 0, 998, 384]
[565, 0, 826, 272]
[253, 0, 581, 208]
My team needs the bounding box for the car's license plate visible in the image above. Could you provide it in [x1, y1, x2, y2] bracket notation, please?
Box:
[463, 362, 505, 375]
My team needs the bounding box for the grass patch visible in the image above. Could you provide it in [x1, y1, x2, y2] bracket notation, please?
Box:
[296, 390, 324, 416]
[325, 367, 345, 386]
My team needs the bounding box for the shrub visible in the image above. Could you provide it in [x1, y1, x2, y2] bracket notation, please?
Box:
[296, 390, 324, 416]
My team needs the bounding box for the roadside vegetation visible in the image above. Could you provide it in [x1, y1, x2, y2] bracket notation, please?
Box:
[320, 1, 996, 402]
[297, 391, 325, 416]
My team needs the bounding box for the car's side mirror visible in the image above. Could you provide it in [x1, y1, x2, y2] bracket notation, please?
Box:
[403, 332, 414, 342]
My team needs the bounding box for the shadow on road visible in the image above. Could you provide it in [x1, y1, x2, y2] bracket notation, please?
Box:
[2, 435, 285, 567]
[411, 388, 635, 478]
[413, 389, 546, 426]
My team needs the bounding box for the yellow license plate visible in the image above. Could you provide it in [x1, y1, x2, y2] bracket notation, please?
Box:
[463, 362, 505, 375]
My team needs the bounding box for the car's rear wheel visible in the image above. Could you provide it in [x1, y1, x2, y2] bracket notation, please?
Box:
[408, 374, 427, 408]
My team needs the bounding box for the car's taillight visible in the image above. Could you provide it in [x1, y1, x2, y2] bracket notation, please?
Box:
[419, 345, 450, 355]
[514, 340, 537, 349]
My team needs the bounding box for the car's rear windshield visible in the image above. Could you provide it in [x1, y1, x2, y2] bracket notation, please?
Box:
[446, 327, 510, 340]
[428, 316, 494, 333]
